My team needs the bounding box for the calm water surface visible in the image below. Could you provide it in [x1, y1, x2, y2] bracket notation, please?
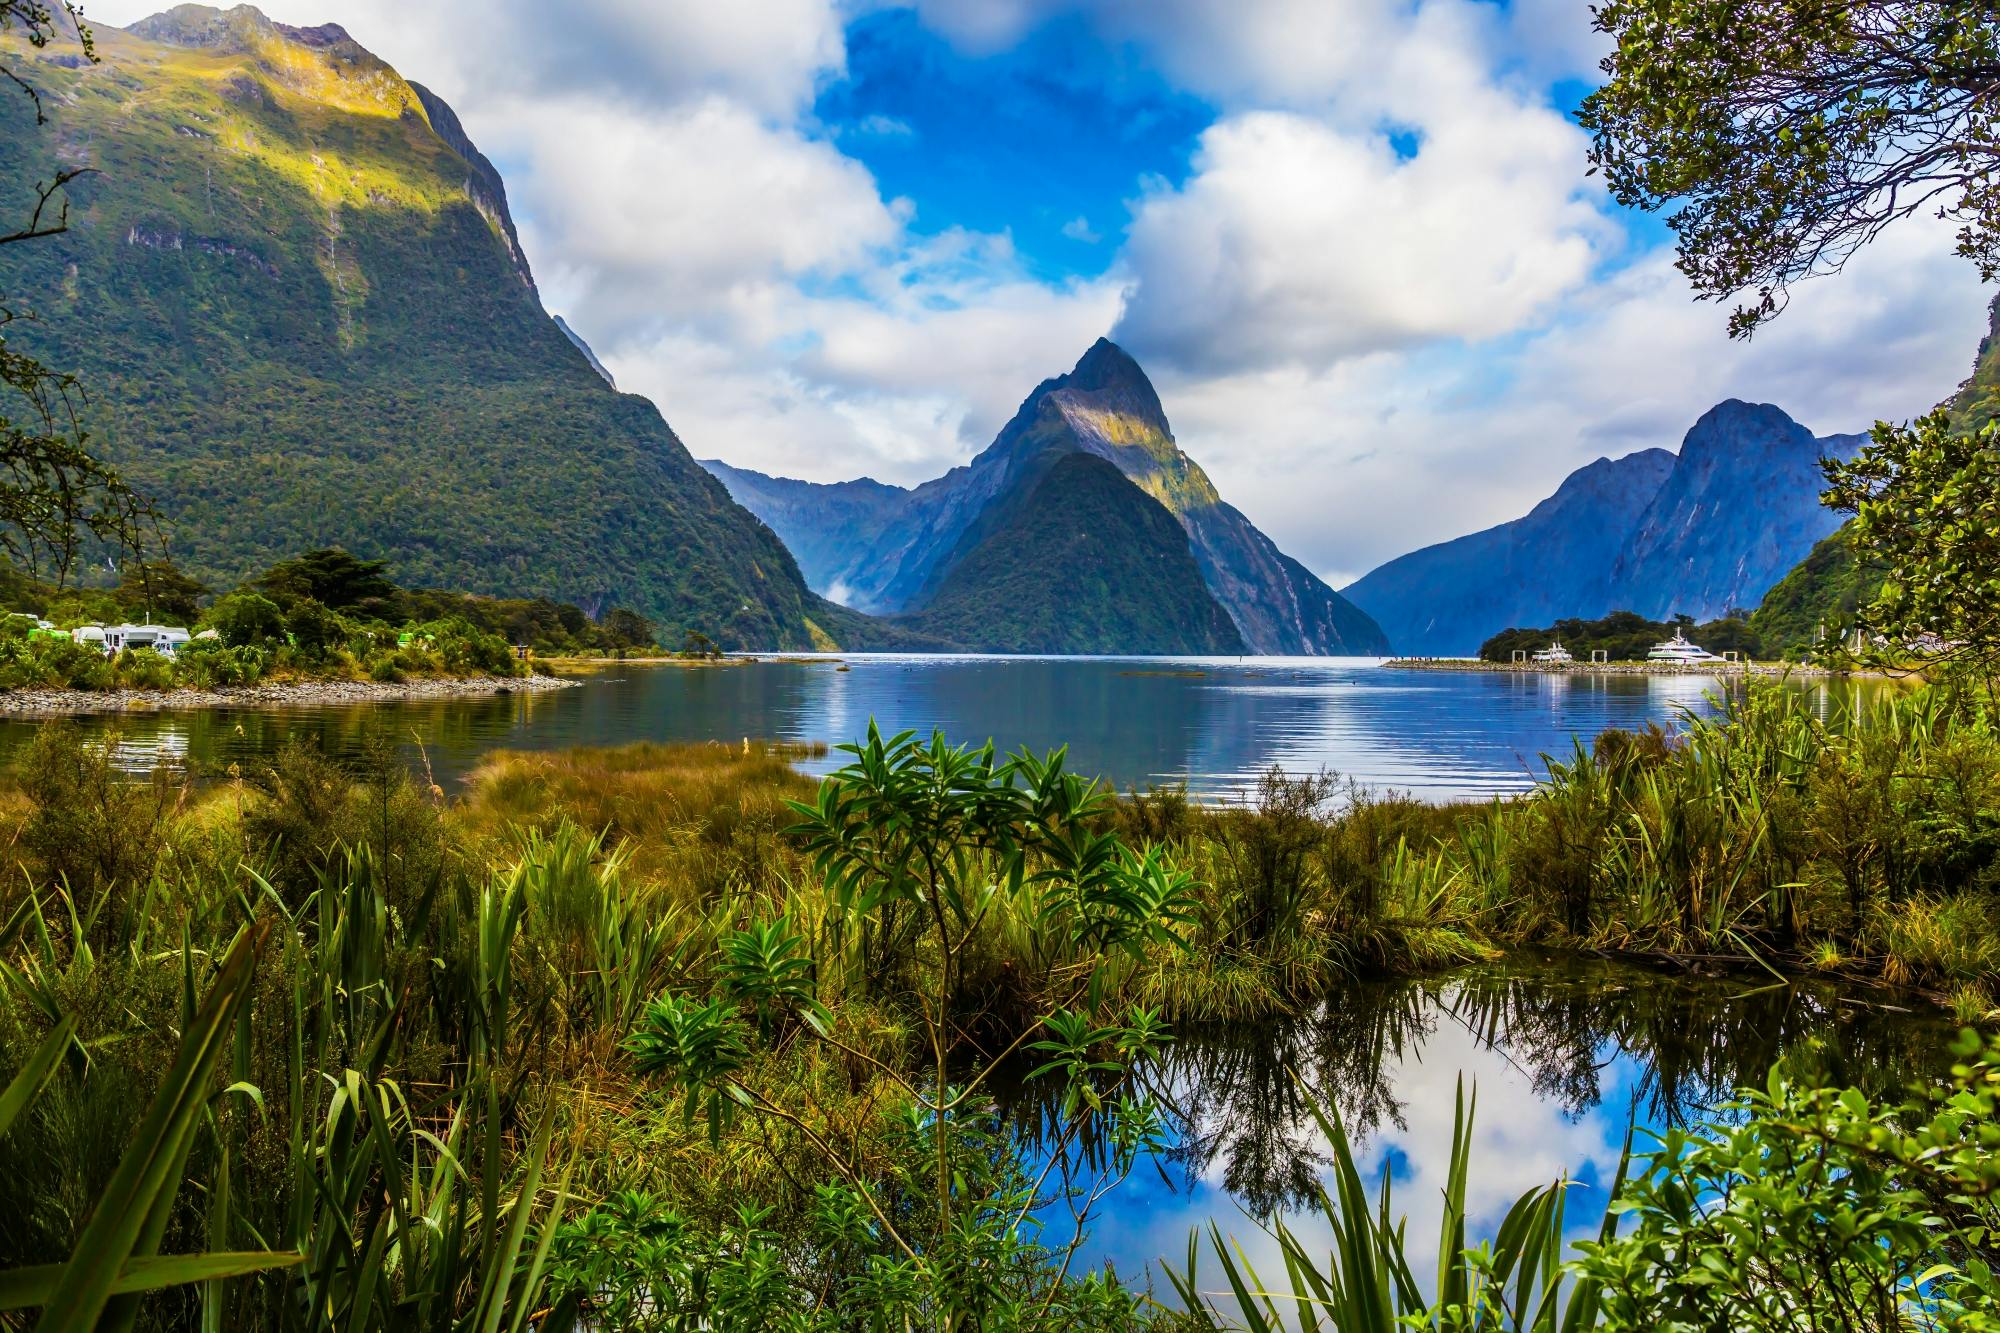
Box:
[1024, 958, 1947, 1297]
[0, 654, 1890, 800]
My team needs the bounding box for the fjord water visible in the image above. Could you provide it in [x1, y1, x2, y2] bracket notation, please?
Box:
[1, 654, 1879, 797]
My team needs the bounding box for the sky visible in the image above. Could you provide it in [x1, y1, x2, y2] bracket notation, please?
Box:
[91, 0, 2000, 588]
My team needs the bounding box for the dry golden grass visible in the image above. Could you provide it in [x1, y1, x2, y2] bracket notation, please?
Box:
[453, 739, 827, 891]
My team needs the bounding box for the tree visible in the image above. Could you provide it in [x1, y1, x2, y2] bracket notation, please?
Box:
[1579, 0, 2000, 338]
[256, 548, 396, 614]
[0, 1, 153, 586]
[1821, 410, 2000, 665]
[601, 606, 653, 651]
[116, 557, 207, 623]
[206, 590, 286, 648]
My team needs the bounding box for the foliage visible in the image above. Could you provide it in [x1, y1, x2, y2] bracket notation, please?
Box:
[1823, 410, 2000, 670]
[1, 707, 1998, 1325]
[1480, 610, 1760, 663]
[1579, 0, 2000, 338]
[1574, 1029, 2000, 1331]
[254, 547, 396, 615]
[0, 2, 156, 594]
[588, 725, 1196, 1322]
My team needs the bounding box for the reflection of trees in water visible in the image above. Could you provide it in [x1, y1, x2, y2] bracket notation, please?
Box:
[1156, 984, 1436, 1217]
[1008, 961, 1949, 1221]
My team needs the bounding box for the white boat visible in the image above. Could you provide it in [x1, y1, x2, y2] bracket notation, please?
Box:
[1530, 640, 1573, 664]
[1646, 631, 1722, 664]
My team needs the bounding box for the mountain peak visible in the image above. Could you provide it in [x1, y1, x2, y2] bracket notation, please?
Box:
[128, 5, 351, 54]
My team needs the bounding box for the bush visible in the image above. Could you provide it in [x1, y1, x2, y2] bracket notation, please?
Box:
[175, 639, 268, 688]
[16, 723, 182, 919]
[112, 647, 177, 691]
[205, 590, 286, 647]
[284, 597, 348, 659]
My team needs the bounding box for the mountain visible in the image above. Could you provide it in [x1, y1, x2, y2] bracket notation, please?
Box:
[703, 340, 1390, 656]
[1343, 402, 1859, 655]
[1340, 449, 1675, 656]
[1607, 401, 1865, 621]
[699, 461, 906, 606]
[1750, 293, 2000, 651]
[904, 452, 1244, 654]
[0, 5, 862, 650]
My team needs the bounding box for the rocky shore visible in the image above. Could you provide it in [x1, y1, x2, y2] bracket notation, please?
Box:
[0, 672, 581, 716]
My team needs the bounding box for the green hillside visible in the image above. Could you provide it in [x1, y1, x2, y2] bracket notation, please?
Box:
[1750, 293, 2000, 652]
[0, 7, 847, 651]
[906, 452, 1244, 654]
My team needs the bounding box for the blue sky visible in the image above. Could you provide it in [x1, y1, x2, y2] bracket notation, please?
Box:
[91, 0, 1998, 585]
[816, 9, 1211, 281]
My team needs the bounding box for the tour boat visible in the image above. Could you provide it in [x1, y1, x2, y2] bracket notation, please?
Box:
[1530, 640, 1573, 664]
[1645, 631, 1722, 664]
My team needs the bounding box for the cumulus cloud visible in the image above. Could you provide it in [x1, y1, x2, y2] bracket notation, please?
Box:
[1162, 214, 1991, 587]
[490, 95, 905, 335]
[1115, 103, 1607, 374]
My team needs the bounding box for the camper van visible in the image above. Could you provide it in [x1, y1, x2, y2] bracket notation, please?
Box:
[103, 623, 192, 659]
[71, 624, 107, 652]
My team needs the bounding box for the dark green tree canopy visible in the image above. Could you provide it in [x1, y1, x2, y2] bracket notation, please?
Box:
[255, 548, 397, 614]
[1580, 0, 2000, 337]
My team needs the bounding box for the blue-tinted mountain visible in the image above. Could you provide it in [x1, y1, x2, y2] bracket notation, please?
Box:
[703, 341, 1390, 655]
[1341, 449, 1676, 656]
[1343, 401, 1860, 655]
[1609, 401, 1863, 621]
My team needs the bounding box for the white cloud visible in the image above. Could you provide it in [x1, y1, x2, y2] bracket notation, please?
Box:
[490, 94, 904, 335]
[1060, 215, 1100, 243]
[1115, 101, 1609, 374]
[1163, 215, 1991, 585]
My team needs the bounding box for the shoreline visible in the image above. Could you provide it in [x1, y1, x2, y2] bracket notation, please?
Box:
[0, 672, 581, 717]
[1384, 657, 1840, 678]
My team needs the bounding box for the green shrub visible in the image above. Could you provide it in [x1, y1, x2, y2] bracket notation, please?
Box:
[176, 639, 268, 687]
[112, 647, 177, 690]
[205, 589, 287, 647]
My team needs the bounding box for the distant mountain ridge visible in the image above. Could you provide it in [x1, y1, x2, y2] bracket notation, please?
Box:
[1339, 449, 1675, 657]
[704, 340, 1389, 656]
[1343, 401, 1860, 655]
[905, 452, 1246, 654]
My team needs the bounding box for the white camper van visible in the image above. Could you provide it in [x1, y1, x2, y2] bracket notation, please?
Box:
[103, 624, 192, 659]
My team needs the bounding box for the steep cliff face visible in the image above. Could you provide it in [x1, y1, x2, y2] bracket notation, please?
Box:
[1343, 449, 1676, 657]
[1607, 401, 1861, 622]
[1346, 401, 1859, 655]
[704, 340, 1390, 655]
[0, 5, 846, 649]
